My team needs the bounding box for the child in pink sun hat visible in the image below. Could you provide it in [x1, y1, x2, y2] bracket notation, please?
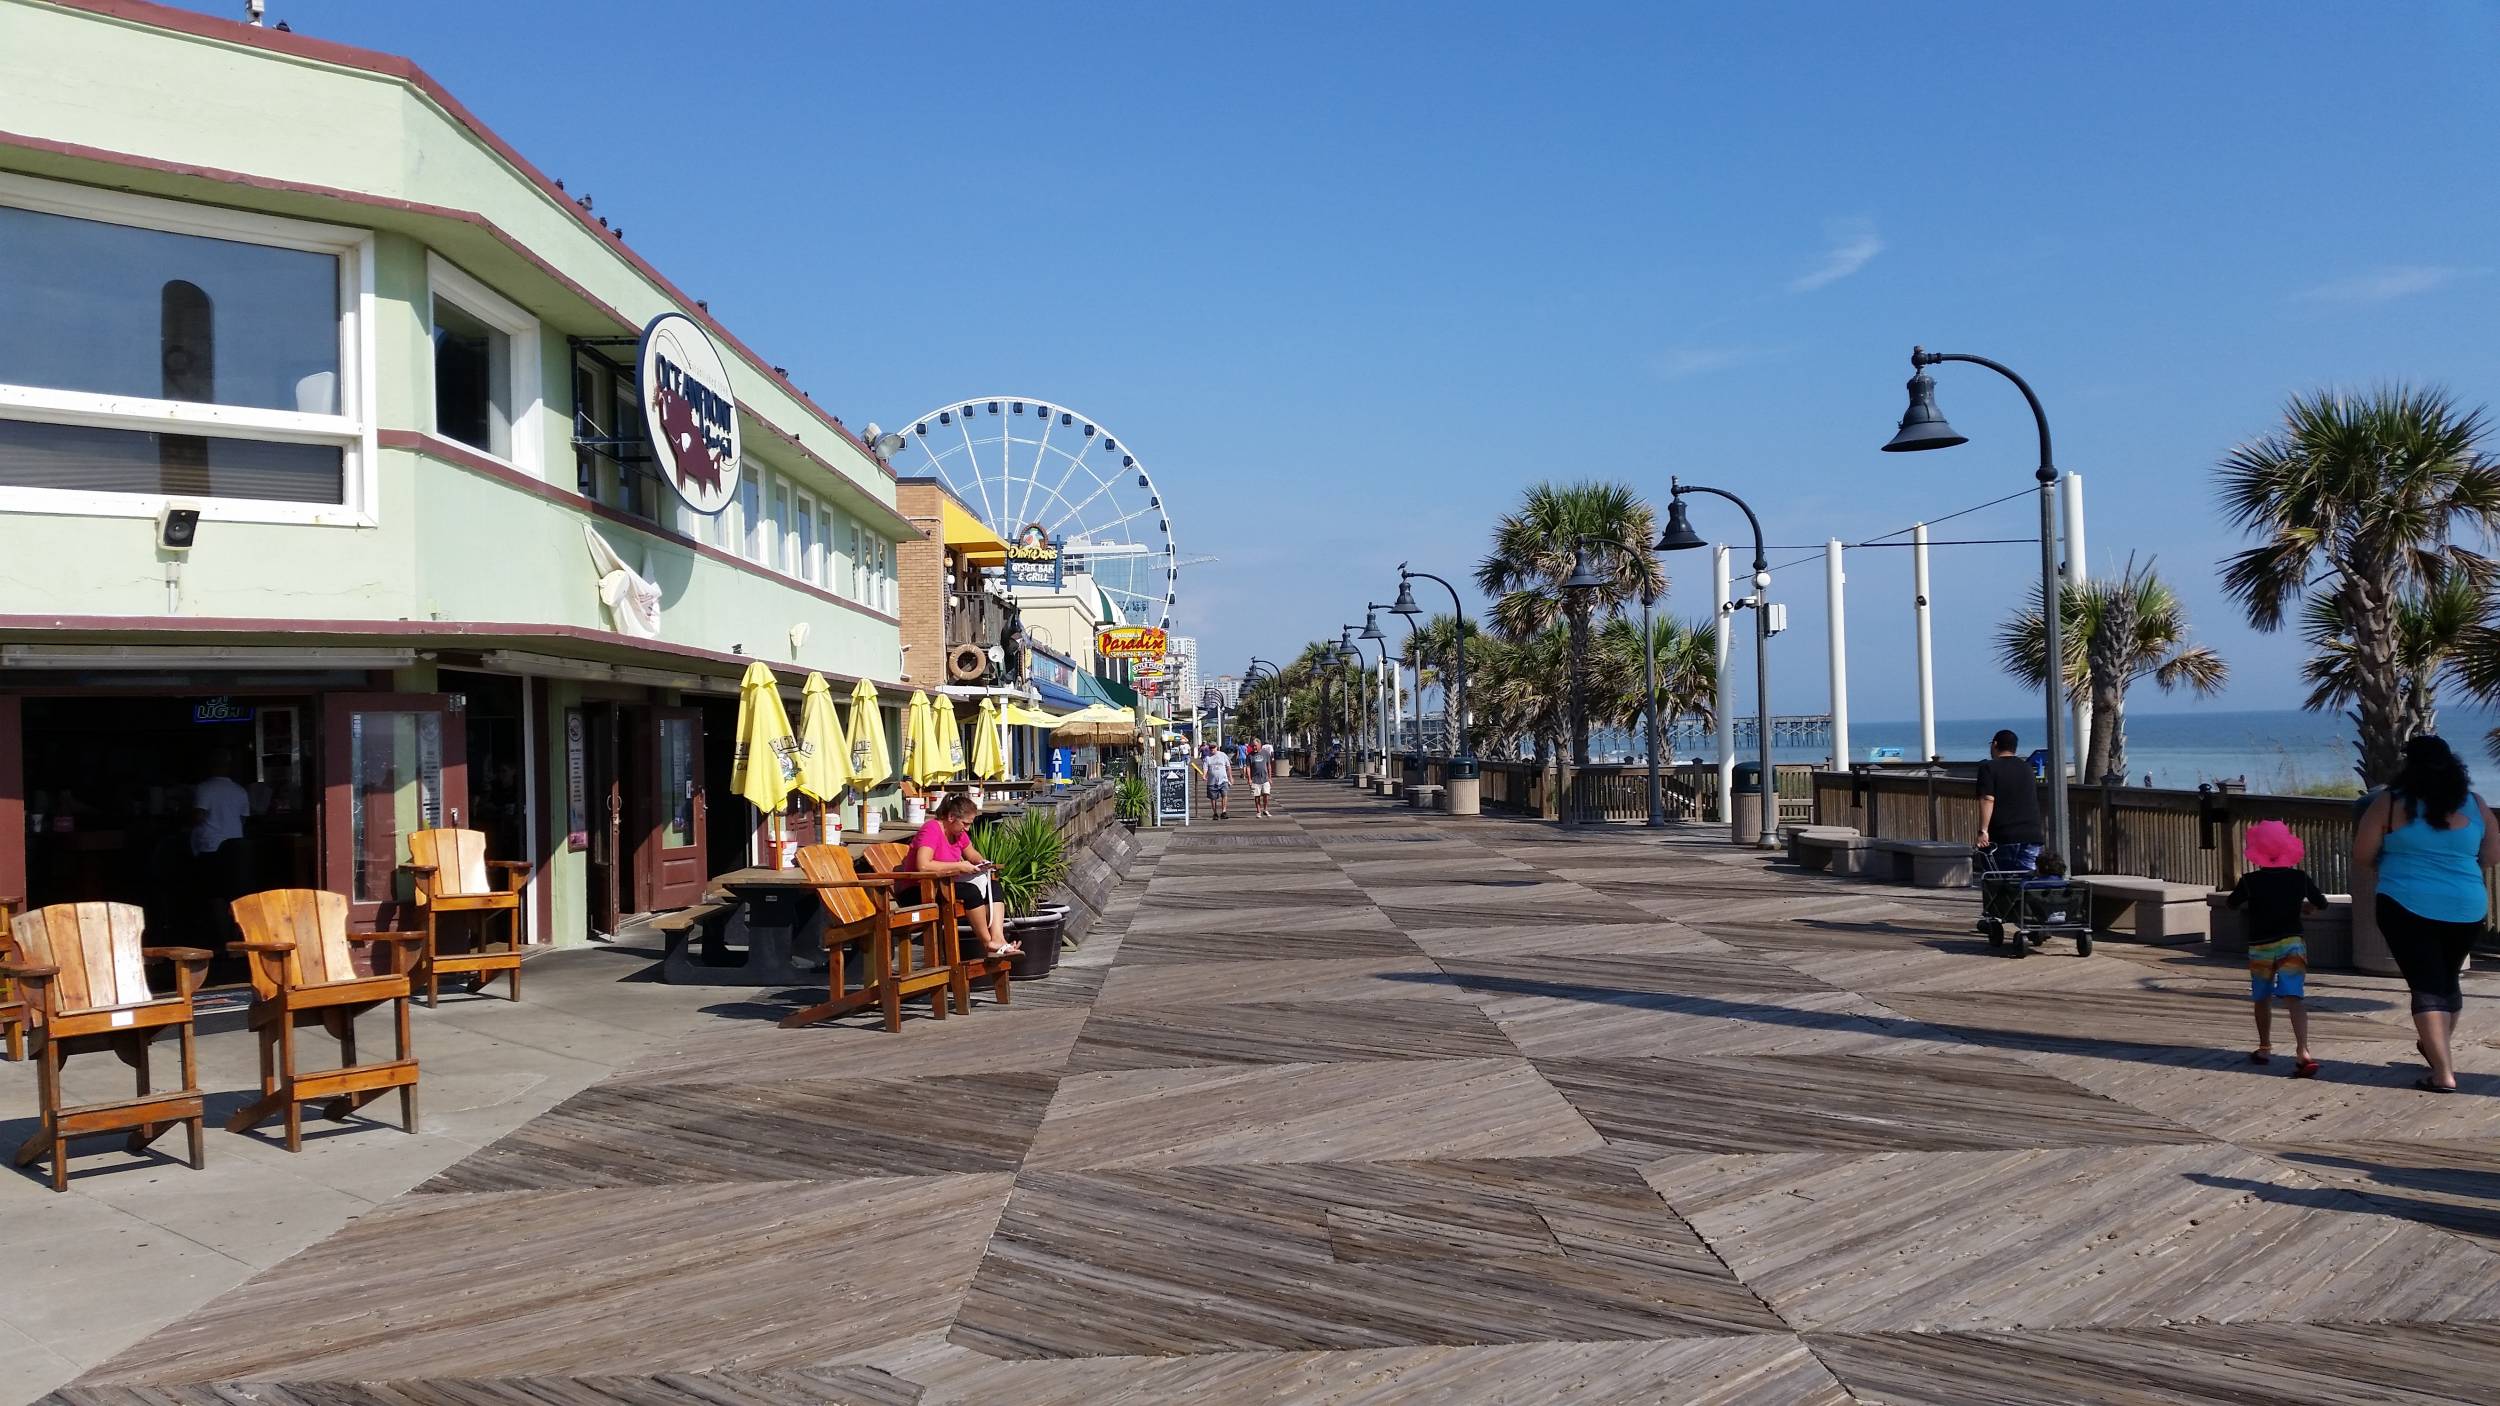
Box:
[2227, 820, 2328, 1076]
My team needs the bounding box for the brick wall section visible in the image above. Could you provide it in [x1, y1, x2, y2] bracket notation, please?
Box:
[895, 480, 946, 688]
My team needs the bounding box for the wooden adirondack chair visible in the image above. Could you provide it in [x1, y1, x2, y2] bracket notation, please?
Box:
[2, 903, 211, 1192]
[0, 894, 24, 1062]
[227, 889, 423, 1152]
[863, 842, 1011, 1012]
[780, 843, 958, 1032]
[402, 828, 530, 1006]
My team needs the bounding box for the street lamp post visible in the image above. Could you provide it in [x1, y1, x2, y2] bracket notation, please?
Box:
[1881, 347, 2073, 864]
[1391, 568, 1471, 765]
[1657, 486, 1778, 849]
[1339, 626, 1366, 785]
[1247, 657, 1283, 758]
[1560, 537, 1615, 828]
[1360, 610, 1392, 789]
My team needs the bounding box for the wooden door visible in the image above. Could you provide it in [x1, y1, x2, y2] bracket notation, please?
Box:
[322, 692, 468, 929]
[641, 706, 707, 911]
[584, 705, 621, 936]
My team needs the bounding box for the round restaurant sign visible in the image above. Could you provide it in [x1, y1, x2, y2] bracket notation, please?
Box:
[636, 312, 742, 515]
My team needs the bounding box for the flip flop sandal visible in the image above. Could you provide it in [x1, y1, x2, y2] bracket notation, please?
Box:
[2248, 1050, 2272, 1065]
[2293, 1058, 2322, 1079]
[2414, 1077, 2458, 1093]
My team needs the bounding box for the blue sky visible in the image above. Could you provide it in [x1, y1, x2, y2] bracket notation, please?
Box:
[187, 1, 2500, 720]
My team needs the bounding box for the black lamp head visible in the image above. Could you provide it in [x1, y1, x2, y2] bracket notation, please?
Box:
[1388, 578, 1421, 615]
[1359, 611, 1386, 642]
[1656, 496, 1707, 552]
[1882, 368, 1968, 452]
[1561, 538, 1610, 592]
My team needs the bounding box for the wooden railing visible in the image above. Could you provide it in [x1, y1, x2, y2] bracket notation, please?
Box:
[1392, 757, 1814, 827]
[1808, 768, 2411, 896]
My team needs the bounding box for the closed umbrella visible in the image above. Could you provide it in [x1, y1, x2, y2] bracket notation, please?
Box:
[845, 678, 892, 791]
[794, 672, 852, 837]
[731, 662, 799, 860]
[903, 690, 939, 786]
[930, 693, 966, 782]
[972, 697, 1007, 780]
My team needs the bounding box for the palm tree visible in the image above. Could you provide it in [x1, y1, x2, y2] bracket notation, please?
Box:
[1597, 613, 1720, 738]
[1993, 559, 2228, 781]
[1475, 481, 1662, 772]
[2301, 578, 2484, 757]
[1404, 612, 1482, 752]
[2218, 385, 2500, 784]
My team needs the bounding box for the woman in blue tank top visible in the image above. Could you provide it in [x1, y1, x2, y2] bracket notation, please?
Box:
[2354, 736, 2498, 1092]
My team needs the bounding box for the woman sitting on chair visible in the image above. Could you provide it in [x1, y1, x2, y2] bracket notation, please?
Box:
[908, 795, 1021, 959]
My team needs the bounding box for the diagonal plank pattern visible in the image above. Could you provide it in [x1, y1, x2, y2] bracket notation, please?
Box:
[51, 777, 2500, 1404]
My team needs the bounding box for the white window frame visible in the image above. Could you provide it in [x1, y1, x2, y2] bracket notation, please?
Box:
[425, 254, 543, 477]
[790, 487, 818, 584]
[0, 172, 380, 527]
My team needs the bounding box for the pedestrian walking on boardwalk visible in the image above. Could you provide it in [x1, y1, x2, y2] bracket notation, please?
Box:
[2353, 736, 2498, 1093]
[2228, 820, 2327, 1077]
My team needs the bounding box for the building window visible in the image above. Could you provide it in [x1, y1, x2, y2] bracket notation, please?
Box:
[0, 174, 374, 521]
[737, 473, 762, 562]
[792, 490, 818, 584]
[850, 524, 864, 601]
[428, 257, 540, 470]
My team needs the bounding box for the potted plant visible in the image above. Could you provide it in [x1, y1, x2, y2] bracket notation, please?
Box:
[979, 809, 1071, 978]
[1113, 773, 1150, 831]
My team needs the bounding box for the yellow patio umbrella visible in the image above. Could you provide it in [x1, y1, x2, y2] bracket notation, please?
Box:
[1000, 702, 1064, 727]
[902, 690, 940, 786]
[972, 697, 1007, 780]
[793, 672, 852, 834]
[731, 662, 799, 854]
[844, 677, 893, 791]
[930, 693, 966, 781]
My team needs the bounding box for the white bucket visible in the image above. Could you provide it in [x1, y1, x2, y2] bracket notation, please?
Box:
[905, 797, 927, 827]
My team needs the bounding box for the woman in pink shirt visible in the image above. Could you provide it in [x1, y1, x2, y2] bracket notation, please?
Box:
[907, 795, 1019, 958]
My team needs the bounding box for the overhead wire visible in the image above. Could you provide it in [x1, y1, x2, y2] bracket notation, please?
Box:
[1760, 485, 2038, 574]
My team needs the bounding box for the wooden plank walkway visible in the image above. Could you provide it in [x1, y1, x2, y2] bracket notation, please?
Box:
[41, 777, 2500, 1404]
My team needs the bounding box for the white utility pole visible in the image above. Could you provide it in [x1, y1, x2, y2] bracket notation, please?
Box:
[1913, 522, 1937, 762]
[1713, 546, 1735, 821]
[2062, 472, 2090, 778]
[1825, 538, 1849, 769]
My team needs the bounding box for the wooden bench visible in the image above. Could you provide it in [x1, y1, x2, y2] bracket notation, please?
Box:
[2207, 890, 2354, 967]
[1408, 785, 1445, 811]
[1868, 839, 1973, 888]
[2078, 874, 2211, 944]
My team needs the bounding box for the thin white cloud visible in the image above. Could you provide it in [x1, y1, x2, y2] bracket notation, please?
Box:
[2297, 264, 2485, 304]
[1789, 218, 1884, 293]
[1651, 344, 1781, 380]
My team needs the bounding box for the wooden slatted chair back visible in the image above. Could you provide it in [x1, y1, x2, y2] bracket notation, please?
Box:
[408, 828, 493, 899]
[795, 844, 877, 925]
[860, 843, 935, 906]
[12, 903, 152, 1012]
[230, 889, 357, 987]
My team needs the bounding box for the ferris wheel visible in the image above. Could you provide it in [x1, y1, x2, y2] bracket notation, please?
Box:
[885, 397, 1177, 630]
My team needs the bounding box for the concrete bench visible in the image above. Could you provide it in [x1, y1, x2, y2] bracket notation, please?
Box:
[1785, 825, 1859, 868]
[1383, 779, 1405, 800]
[1794, 831, 1877, 876]
[2078, 875, 2210, 944]
[1868, 838, 1973, 888]
[1409, 785, 1445, 811]
[2207, 890, 2354, 968]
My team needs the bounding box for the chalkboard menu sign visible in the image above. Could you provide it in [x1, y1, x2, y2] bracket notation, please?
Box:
[1157, 763, 1190, 826]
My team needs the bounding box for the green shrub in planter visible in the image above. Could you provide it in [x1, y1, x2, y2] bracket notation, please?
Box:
[1113, 774, 1151, 824]
[976, 809, 1070, 919]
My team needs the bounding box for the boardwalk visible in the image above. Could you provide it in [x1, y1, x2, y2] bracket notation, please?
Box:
[28, 778, 2500, 1404]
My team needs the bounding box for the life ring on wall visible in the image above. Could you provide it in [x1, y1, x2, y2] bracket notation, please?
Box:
[947, 643, 988, 682]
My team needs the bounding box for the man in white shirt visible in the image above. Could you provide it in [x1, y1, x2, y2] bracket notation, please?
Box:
[191, 753, 250, 857]
[1203, 744, 1233, 820]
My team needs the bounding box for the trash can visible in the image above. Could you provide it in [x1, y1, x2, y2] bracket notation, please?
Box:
[1731, 761, 1764, 847]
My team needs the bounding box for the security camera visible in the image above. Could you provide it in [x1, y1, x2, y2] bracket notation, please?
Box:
[156, 502, 201, 553]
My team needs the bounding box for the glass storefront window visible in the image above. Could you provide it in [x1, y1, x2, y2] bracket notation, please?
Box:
[0, 202, 340, 412]
[349, 709, 444, 904]
[661, 715, 697, 848]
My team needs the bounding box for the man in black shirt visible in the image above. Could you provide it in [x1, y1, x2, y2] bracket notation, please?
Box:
[1975, 729, 2045, 873]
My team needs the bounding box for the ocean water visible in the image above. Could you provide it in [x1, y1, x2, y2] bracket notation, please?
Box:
[1582, 707, 2500, 793]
